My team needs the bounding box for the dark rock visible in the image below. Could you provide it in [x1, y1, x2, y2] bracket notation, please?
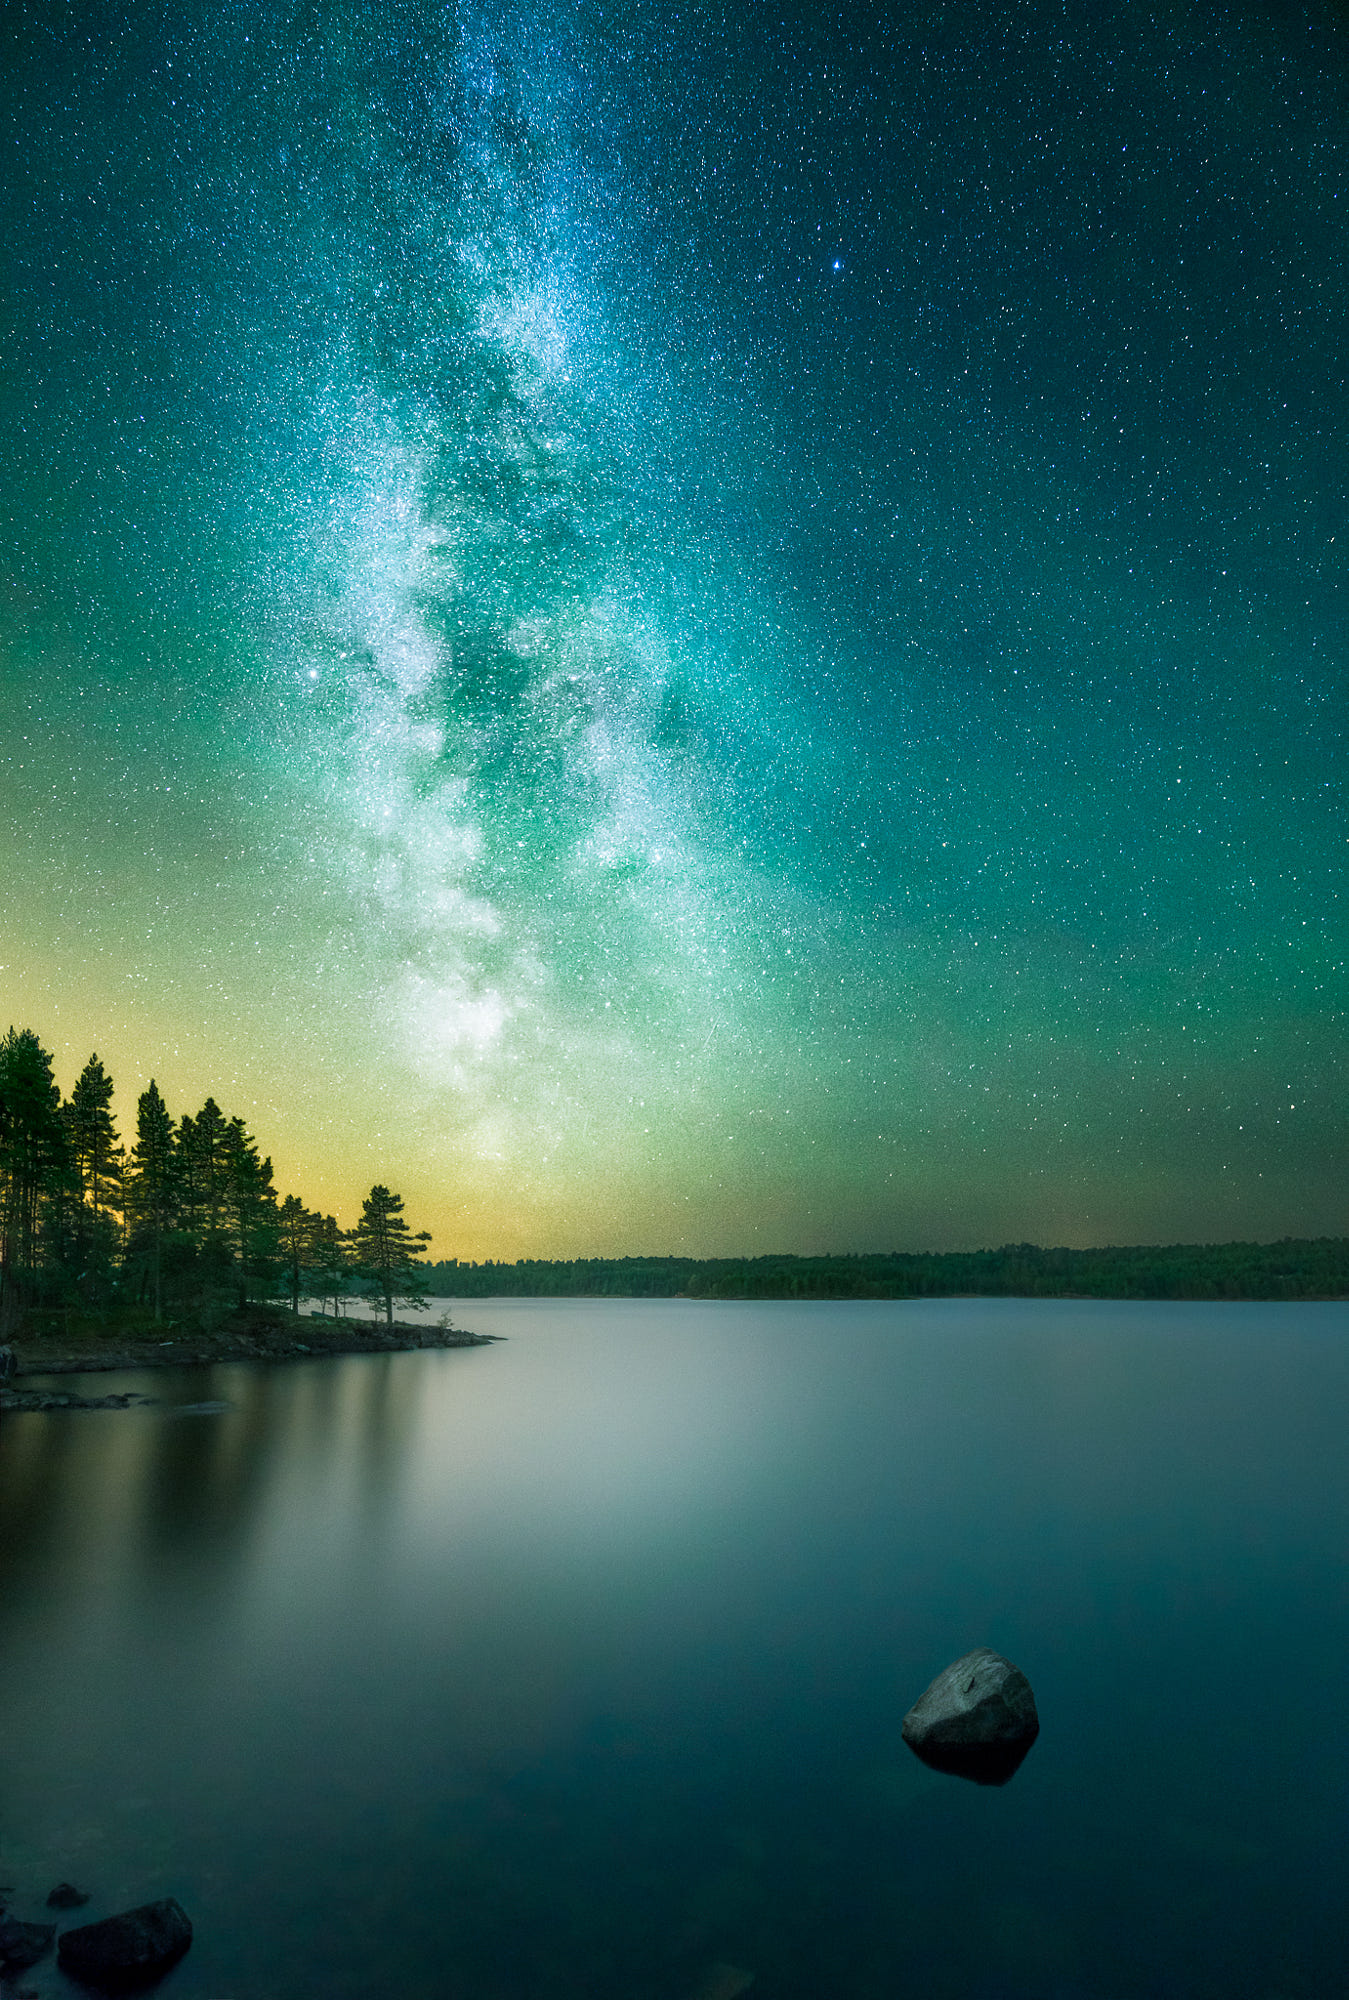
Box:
[0, 1390, 151, 1413]
[902, 1647, 1039, 1785]
[0, 1917, 56, 1969]
[47, 1882, 91, 1909]
[57, 1899, 192, 1990]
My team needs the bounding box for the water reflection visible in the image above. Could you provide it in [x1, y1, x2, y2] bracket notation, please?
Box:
[0, 1355, 427, 1590]
[904, 1732, 1038, 1787]
[0, 1299, 1347, 2000]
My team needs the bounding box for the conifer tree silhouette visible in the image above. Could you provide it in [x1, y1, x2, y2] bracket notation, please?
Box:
[0, 1027, 69, 1331]
[125, 1080, 175, 1321]
[347, 1185, 431, 1327]
[66, 1054, 123, 1222]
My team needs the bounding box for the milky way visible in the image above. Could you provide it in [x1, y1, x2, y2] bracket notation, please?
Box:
[1, 0, 1344, 1253]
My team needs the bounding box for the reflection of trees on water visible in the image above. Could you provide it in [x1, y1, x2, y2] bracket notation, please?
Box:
[128, 1368, 295, 1631]
[0, 1353, 440, 1860]
[0, 1413, 90, 1610]
[0, 1354, 431, 1627]
[134, 1356, 429, 1599]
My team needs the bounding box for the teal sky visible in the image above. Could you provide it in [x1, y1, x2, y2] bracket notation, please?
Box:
[1, 0, 1344, 1255]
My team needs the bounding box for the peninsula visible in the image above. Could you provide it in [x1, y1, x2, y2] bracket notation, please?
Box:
[0, 1305, 496, 1410]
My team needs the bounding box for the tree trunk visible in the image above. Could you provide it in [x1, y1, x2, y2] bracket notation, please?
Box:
[0, 1261, 19, 1339]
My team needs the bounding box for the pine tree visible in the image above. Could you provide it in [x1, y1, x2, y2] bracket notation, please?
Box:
[277, 1195, 315, 1315]
[222, 1117, 280, 1307]
[66, 1054, 123, 1222]
[62, 1054, 125, 1304]
[125, 1080, 175, 1320]
[0, 1027, 70, 1330]
[174, 1099, 234, 1300]
[308, 1212, 353, 1318]
[346, 1185, 431, 1327]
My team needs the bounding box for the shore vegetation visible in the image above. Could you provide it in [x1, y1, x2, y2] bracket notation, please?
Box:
[0, 1025, 431, 1340]
[423, 1238, 1349, 1302]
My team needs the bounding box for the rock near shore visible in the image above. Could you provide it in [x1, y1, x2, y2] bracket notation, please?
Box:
[0, 1389, 153, 1413]
[0, 1917, 55, 1970]
[57, 1898, 192, 1990]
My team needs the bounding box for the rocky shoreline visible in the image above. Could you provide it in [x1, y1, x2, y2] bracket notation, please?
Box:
[0, 1312, 498, 1411]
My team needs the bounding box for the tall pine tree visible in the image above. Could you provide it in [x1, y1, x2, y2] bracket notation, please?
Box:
[66, 1054, 123, 1221]
[308, 1212, 353, 1318]
[175, 1099, 234, 1294]
[62, 1054, 124, 1303]
[347, 1186, 431, 1327]
[0, 1028, 69, 1330]
[277, 1195, 320, 1316]
[222, 1117, 280, 1306]
[125, 1080, 175, 1321]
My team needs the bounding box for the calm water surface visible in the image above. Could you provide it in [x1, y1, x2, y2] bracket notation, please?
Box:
[1, 1298, 1347, 2000]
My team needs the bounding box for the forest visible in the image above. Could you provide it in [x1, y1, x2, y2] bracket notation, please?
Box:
[0, 1027, 430, 1334]
[424, 1238, 1349, 1302]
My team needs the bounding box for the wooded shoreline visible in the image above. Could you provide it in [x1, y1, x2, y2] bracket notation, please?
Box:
[422, 1237, 1349, 1301]
[3, 1306, 496, 1385]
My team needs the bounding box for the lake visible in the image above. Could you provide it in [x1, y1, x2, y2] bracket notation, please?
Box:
[1, 1297, 1347, 1999]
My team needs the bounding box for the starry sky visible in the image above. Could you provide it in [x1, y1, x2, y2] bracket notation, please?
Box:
[1, 0, 1344, 1257]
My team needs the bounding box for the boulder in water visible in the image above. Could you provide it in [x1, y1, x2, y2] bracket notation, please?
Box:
[902, 1646, 1039, 1785]
[56, 1899, 192, 1990]
[0, 1918, 55, 1969]
[47, 1882, 91, 1909]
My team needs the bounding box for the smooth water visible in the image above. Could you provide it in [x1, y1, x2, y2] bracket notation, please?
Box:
[2, 1299, 1347, 2000]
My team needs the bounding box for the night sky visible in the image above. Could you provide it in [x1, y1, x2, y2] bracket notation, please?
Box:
[1, 0, 1344, 1257]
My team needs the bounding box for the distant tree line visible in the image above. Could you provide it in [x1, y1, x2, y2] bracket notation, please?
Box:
[424, 1239, 1349, 1302]
[0, 1027, 430, 1334]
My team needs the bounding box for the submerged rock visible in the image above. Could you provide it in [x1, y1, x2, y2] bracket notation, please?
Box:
[686, 1965, 756, 2000]
[902, 1646, 1039, 1785]
[56, 1899, 192, 1990]
[47, 1882, 91, 1909]
[0, 1918, 55, 1969]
